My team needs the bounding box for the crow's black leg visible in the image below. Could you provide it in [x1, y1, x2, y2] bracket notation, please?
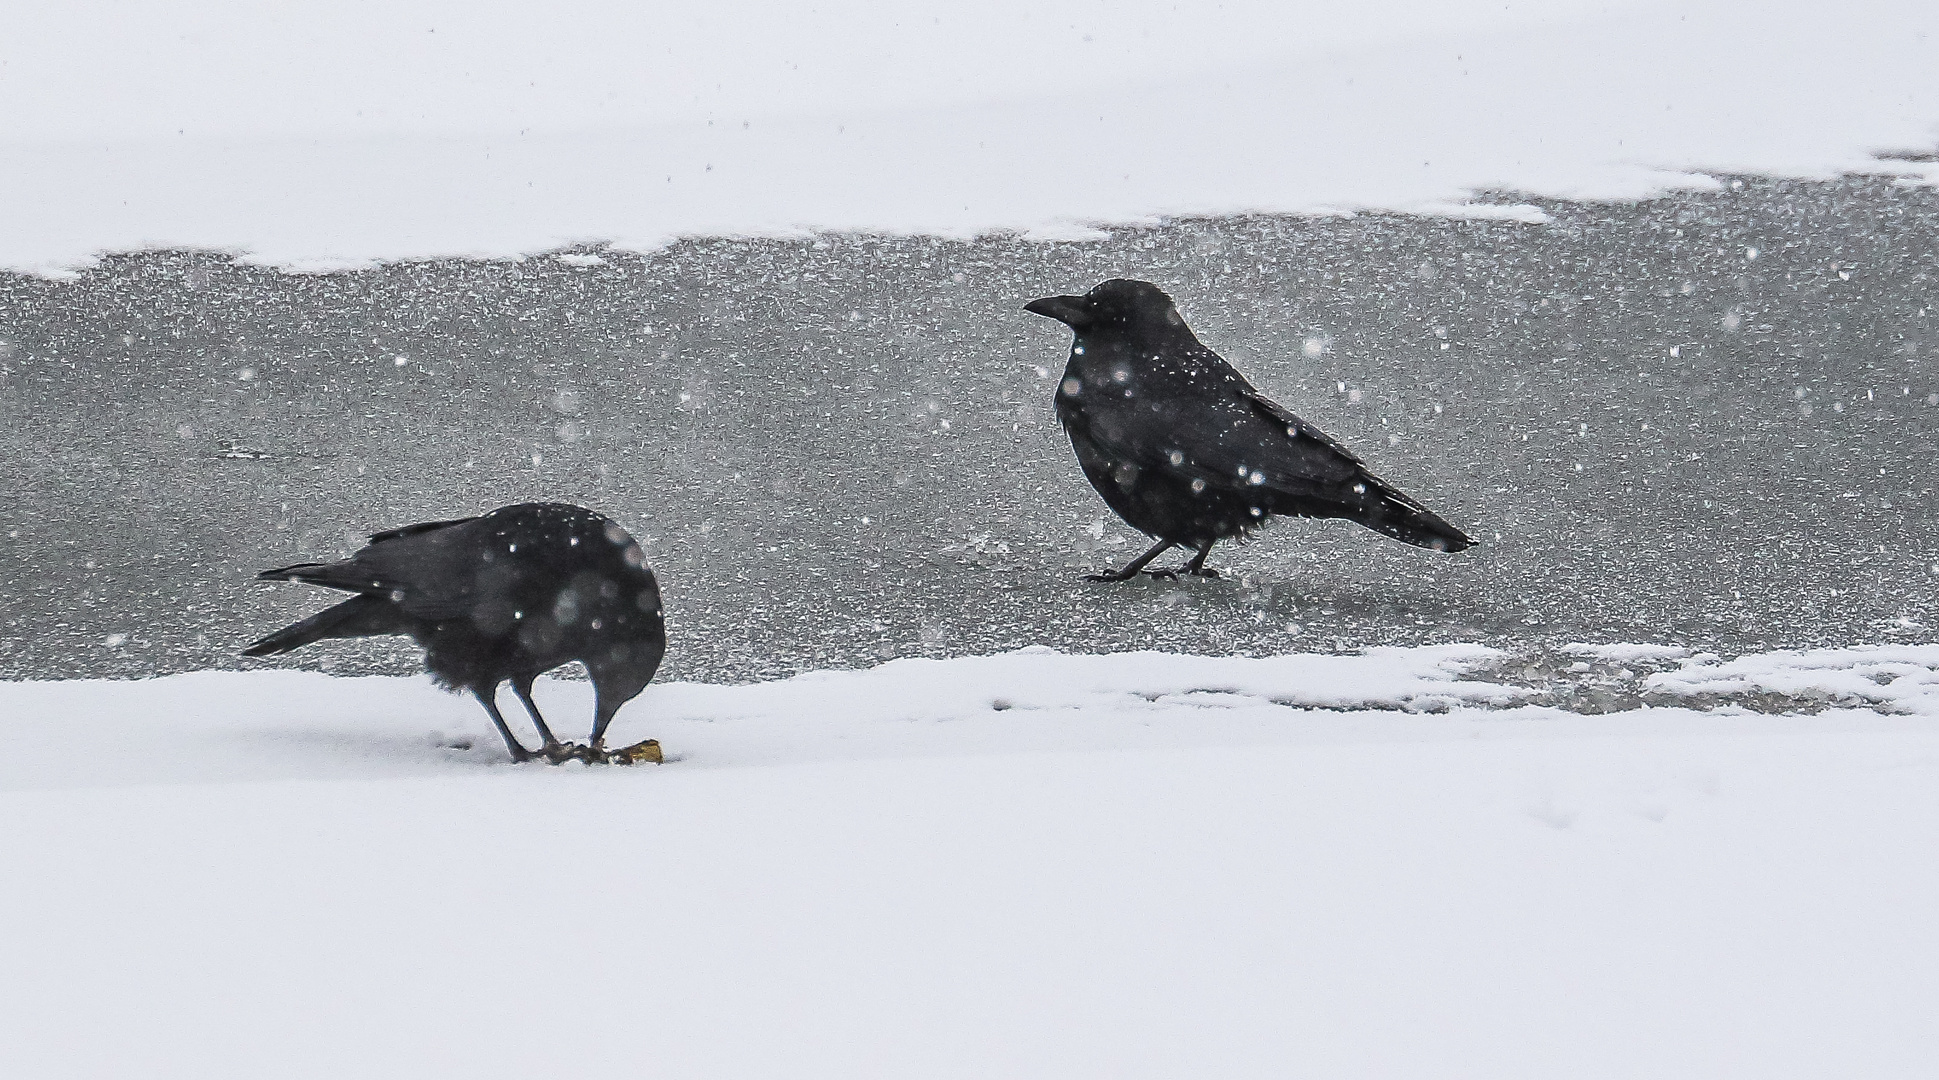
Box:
[1183, 538, 1221, 578]
[474, 686, 536, 763]
[509, 675, 567, 756]
[1086, 538, 1176, 582]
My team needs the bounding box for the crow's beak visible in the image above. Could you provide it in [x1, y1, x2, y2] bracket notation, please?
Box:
[1023, 294, 1093, 329]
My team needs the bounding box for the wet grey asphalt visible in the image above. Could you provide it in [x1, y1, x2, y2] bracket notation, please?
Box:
[2, 174, 1935, 683]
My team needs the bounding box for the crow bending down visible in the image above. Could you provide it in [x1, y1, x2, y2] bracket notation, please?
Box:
[244, 502, 667, 763]
[1025, 278, 1474, 581]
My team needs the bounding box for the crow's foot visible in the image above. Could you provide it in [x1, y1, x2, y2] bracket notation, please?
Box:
[526, 740, 663, 765]
[1186, 566, 1221, 579]
[539, 741, 588, 765]
[1085, 569, 1178, 582]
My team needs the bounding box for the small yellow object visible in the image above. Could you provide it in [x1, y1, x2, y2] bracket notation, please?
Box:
[611, 739, 663, 765]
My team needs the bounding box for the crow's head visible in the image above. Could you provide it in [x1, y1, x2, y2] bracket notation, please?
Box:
[1024, 278, 1187, 336]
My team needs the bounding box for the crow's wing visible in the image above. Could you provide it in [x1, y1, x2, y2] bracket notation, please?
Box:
[368, 516, 478, 544]
[1242, 388, 1453, 507]
[1240, 390, 1365, 469]
[269, 517, 493, 620]
[1081, 386, 1365, 497]
[1243, 388, 1468, 545]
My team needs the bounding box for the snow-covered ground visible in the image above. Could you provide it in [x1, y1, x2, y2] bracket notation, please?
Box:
[5, 1, 1938, 272]
[4, 644, 1937, 1077]
[8, 3, 1939, 1073]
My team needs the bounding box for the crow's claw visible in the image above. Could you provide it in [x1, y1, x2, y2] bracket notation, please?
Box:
[1187, 567, 1221, 579]
[524, 740, 663, 765]
[1087, 569, 1180, 582]
[534, 742, 581, 765]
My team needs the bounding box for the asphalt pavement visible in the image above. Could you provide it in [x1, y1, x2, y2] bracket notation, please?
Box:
[3, 174, 1935, 683]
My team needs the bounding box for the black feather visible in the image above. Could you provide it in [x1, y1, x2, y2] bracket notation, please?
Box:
[243, 503, 667, 760]
[241, 594, 400, 656]
[1026, 278, 1475, 577]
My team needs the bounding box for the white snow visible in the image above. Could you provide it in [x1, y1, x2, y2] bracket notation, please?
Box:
[5, 1, 1939, 273]
[1649, 642, 1939, 713]
[4, 643, 1937, 1077]
[1560, 642, 1694, 662]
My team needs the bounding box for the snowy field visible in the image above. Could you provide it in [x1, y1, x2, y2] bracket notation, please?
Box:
[6, 2, 1939, 1075]
[4, 644, 1938, 1078]
[3, 1, 1937, 273]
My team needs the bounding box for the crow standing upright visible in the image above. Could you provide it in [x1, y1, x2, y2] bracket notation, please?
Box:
[1025, 279, 1474, 581]
[243, 502, 667, 763]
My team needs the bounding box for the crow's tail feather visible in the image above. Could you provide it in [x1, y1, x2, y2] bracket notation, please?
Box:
[242, 595, 394, 657]
[1337, 477, 1475, 553]
[255, 560, 381, 594]
[257, 562, 329, 582]
[1360, 502, 1474, 552]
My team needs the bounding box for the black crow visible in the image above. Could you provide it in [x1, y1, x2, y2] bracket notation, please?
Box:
[1025, 278, 1474, 581]
[243, 502, 667, 764]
